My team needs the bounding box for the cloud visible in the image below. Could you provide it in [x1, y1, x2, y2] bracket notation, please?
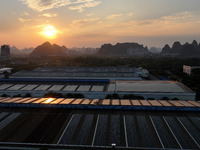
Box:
[18, 18, 32, 23]
[71, 18, 100, 27]
[105, 14, 123, 20]
[24, 12, 30, 16]
[161, 11, 193, 20]
[68, 1, 101, 12]
[20, 0, 101, 12]
[41, 13, 58, 17]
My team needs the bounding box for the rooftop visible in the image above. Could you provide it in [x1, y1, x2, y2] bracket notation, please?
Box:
[0, 102, 200, 150]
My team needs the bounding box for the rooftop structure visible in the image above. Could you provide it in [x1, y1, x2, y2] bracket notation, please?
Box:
[183, 65, 200, 76]
[0, 98, 200, 150]
[0, 80, 195, 100]
[1, 45, 10, 57]
[10, 66, 150, 80]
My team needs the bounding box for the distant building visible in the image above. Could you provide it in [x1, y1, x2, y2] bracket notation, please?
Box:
[183, 65, 200, 76]
[1, 45, 10, 56]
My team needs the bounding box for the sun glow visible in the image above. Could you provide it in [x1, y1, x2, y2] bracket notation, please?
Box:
[41, 25, 59, 38]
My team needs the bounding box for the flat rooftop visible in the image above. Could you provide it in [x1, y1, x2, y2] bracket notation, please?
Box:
[110, 81, 194, 93]
[10, 67, 142, 80]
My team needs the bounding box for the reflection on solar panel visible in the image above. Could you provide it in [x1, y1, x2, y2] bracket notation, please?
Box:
[112, 99, 120, 105]
[121, 100, 131, 106]
[169, 101, 184, 107]
[50, 98, 64, 104]
[90, 99, 99, 105]
[71, 99, 83, 105]
[41, 98, 56, 104]
[102, 99, 110, 105]
[159, 101, 172, 107]
[148, 100, 162, 106]
[22, 98, 38, 103]
[60, 99, 74, 104]
[140, 100, 151, 106]
[81, 99, 91, 105]
[32, 98, 48, 104]
[13, 98, 31, 103]
[131, 100, 141, 106]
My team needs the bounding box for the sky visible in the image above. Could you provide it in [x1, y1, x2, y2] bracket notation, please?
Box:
[0, 0, 200, 49]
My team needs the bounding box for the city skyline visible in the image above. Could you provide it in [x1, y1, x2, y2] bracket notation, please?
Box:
[0, 0, 200, 49]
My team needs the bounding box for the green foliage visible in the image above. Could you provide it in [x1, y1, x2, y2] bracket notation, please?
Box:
[1, 94, 8, 97]
[123, 94, 144, 100]
[106, 93, 120, 99]
[161, 97, 169, 100]
[13, 94, 21, 97]
[66, 93, 84, 98]
[172, 97, 179, 100]
[44, 92, 64, 98]
[24, 93, 32, 97]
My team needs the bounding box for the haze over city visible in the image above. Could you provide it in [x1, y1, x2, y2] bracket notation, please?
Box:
[1, 0, 200, 48]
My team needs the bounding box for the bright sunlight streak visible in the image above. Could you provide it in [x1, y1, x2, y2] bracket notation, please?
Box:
[41, 25, 59, 38]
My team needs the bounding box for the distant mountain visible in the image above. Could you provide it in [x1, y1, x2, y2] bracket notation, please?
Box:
[29, 42, 68, 57]
[10, 46, 34, 55]
[98, 42, 149, 56]
[149, 47, 162, 53]
[161, 40, 200, 57]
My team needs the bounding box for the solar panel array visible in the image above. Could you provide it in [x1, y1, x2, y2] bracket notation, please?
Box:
[0, 97, 200, 108]
[0, 84, 106, 92]
[0, 108, 199, 149]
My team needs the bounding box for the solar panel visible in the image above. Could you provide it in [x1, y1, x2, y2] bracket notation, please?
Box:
[102, 99, 110, 105]
[50, 98, 65, 104]
[148, 100, 162, 106]
[90, 99, 99, 105]
[0, 84, 13, 90]
[60, 99, 74, 104]
[159, 101, 172, 107]
[169, 101, 184, 107]
[131, 100, 141, 106]
[71, 99, 83, 105]
[7, 84, 25, 90]
[140, 100, 151, 106]
[48, 85, 65, 91]
[112, 99, 120, 105]
[120, 100, 131, 106]
[62, 85, 78, 91]
[34, 85, 51, 91]
[32, 98, 48, 104]
[20, 85, 38, 91]
[76, 85, 91, 92]
[22, 98, 38, 103]
[81, 99, 91, 105]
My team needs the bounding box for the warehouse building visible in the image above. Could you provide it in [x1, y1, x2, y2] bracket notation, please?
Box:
[0, 80, 195, 100]
[10, 66, 150, 80]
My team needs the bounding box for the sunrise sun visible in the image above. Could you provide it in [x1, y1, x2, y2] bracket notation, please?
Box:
[41, 25, 59, 38]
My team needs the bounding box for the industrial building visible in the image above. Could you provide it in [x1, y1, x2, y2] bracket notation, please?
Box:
[0, 97, 200, 150]
[10, 66, 149, 80]
[0, 80, 195, 100]
[183, 65, 200, 76]
[0, 45, 10, 57]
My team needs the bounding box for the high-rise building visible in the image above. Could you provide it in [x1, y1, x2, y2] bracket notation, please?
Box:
[1, 45, 10, 56]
